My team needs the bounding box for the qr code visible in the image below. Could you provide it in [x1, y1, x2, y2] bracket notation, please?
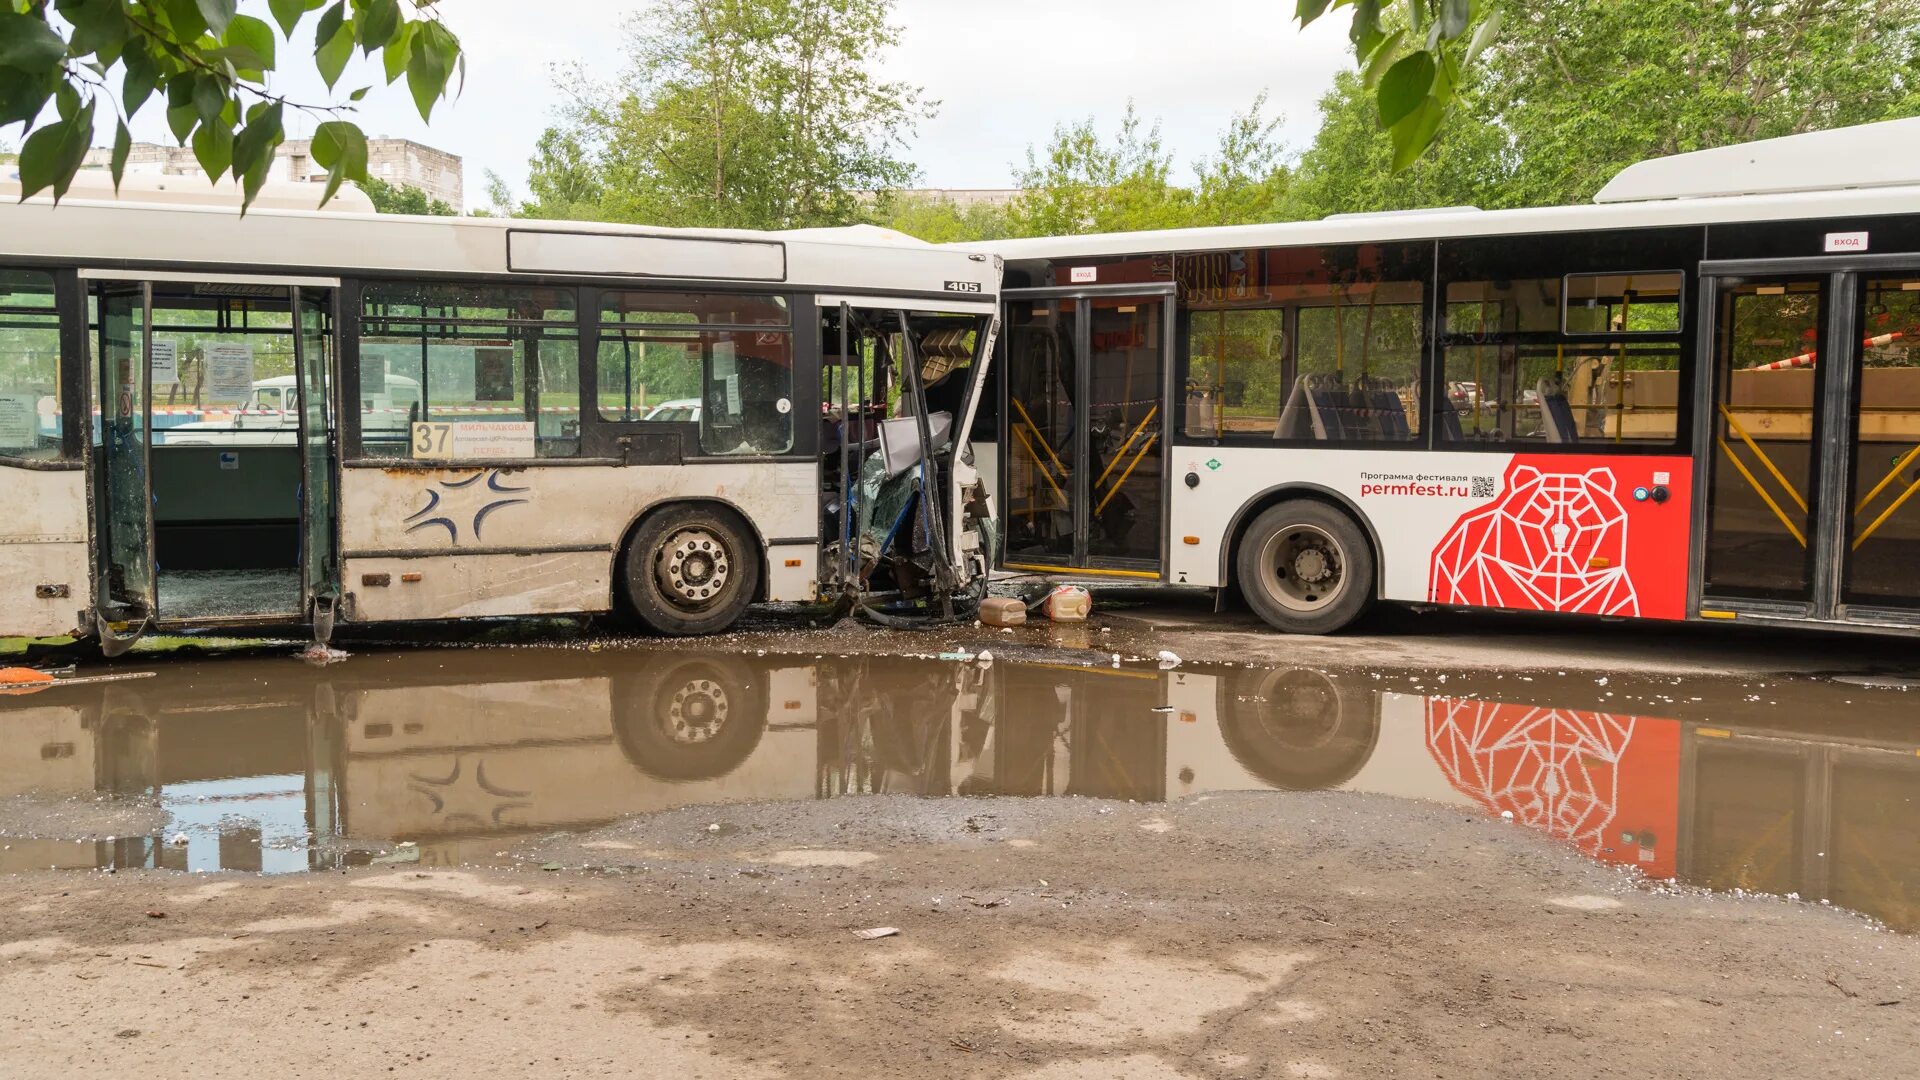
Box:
[1471, 476, 1497, 500]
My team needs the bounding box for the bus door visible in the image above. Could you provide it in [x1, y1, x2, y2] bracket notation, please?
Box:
[1697, 260, 1920, 626]
[83, 274, 341, 652]
[1000, 285, 1174, 578]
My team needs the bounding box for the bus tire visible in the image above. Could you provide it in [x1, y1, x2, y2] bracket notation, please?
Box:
[613, 655, 766, 781]
[1235, 500, 1374, 635]
[621, 503, 760, 636]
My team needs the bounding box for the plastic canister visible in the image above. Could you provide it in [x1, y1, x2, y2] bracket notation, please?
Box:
[1044, 585, 1091, 622]
[979, 596, 1027, 627]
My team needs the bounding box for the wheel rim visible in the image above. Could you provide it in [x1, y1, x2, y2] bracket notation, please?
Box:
[1255, 523, 1348, 613]
[654, 526, 733, 611]
[663, 676, 730, 744]
[1249, 669, 1344, 750]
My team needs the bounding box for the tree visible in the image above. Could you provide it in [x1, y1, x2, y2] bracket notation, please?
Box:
[358, 173, 452, 215]
[875, 192, 1012, 244]
[1002, 98, 1293, 239]
[527, 0, 929, 230]
[1006, 104, 1194, 236]
[0, 0, 464, 210]
[1286, 0, 1920, 217]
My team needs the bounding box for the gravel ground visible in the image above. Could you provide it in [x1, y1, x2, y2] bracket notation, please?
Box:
[2, 792, 1915, 1079]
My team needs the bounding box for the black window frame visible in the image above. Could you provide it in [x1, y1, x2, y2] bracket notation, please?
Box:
[1560, 269, 1688, 337]
[0, 265, 83, 468]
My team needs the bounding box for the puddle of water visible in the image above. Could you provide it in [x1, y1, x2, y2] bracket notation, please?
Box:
[2, 648, 1916, 933]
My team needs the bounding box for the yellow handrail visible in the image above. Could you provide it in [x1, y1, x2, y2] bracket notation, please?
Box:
[1717, 438, 1807, 548]
[1718, 403, 1809, 513]
[1093, 405, 1158, 491]
[1853, 473, 1920, 550]
[1010, 423, 1067, 508]
[1854, 443, 1920, 515]
[1095, 434, 1158, 516]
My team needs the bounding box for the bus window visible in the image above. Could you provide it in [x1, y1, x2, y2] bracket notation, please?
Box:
[358, 283, 581, 459]
[1439, 274, 1684, 446]
[597, 292, 793, 455]
[0, 268, 62, 460]
[1181, 243, 1428, 445]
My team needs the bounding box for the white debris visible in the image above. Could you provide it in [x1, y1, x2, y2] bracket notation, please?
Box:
[168, 833, 189, 846]
[975, 650, 994, 666]
[1157, 650, 1182, 669]
[1500, 811, 1515, 821]
[853, 927, 899, 940]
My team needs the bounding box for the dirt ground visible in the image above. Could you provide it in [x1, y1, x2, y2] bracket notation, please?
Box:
[2, 792, 1915, 1079]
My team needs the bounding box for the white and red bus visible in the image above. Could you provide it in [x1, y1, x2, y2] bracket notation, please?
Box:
[974, 119, 1920, 635]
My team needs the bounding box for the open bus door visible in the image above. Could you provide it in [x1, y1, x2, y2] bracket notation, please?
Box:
[1696, 258, 1920, 628]
[92, 282, 156, 655]
[294, 287, 341, 641]
[998, 284, 1175, 580]
[85, 274, 342, 652]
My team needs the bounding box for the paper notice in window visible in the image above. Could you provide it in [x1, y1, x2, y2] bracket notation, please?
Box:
[206, 342, 255, 402]
[412, 420, 535, 460]
[150, 340, 179, 387]
[0, 394, 35, 449]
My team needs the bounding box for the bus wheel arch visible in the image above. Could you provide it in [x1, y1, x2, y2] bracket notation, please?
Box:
[615, 499, 765, 636]
[1225, 488, 1380, 635]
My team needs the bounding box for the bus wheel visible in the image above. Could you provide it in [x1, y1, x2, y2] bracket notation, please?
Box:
[622, 504, 760, 636]
[613, 655, 766, 780]
[1236, 500, 1374, 635]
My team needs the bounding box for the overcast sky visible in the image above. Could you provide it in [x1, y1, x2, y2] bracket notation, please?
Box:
[110, 0, 1355, 210]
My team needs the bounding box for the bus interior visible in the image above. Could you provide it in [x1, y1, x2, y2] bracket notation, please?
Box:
[818, 304, 995, 622]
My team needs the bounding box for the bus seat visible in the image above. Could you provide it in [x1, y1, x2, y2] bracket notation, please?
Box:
[1436, 397, 1465, 443]
[1274, 375, 1315, 440]
[1537, 376, 1581, 444]
[1365, 378, 1412, 441]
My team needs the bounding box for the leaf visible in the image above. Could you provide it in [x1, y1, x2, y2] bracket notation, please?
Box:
[232, 101, 285, 211]
[1362, 28, 1406, 88]
[382, 21, 416, 84]
[0, 12, 68, 73]
[356, 0, 401, 54]
[1389, 94, 1447, 173]
[1349, 0, 1383, 59]
[111, 118, 131, 193]
[1439, 0, 1472, 41]
[314, 1, 345, 48]
[348, 85, 368, 101]
[122, 47, 159, 115]
[17, 100, 97, 202]
[0, 67, 58, 127]
[1295, 0, 1333, 25]
[269, 0, 307, 37]
[192, 117, 234, 180]
[192, 73, 225, 123]
[165, 79, 199, 145]
[223, 14, 278, 71]
[405, 26, 453, 122]
[60, 0, 130, 56]
[159, 0, 208, 42]
[315, 22, 354, 89]
[1465, 5, 1503, 65]
[310, 118, 368, 207]
[195, 0, 237, 37]
[1377, 51, 1436, 130]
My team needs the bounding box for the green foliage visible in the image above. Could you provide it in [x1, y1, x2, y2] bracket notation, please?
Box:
[1287, 0, 1920, 217]
[995, 97, 1293, 240]
[522, 0, 928, 230]
[872, 192, 1014, 244]
[358, 173, 454, 215]
[1297, 0, 1499, 171]
[0, 0, 463, 211]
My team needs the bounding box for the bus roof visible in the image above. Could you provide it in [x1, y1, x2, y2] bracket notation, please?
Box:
[973, 119, 1920, 261]
[0, 190, 999, 297]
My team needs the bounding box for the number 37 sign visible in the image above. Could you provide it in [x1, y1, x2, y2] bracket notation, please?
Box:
[410, 421, 536, 461]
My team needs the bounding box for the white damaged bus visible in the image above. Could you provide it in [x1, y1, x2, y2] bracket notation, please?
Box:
[0, 179, 1001, 652]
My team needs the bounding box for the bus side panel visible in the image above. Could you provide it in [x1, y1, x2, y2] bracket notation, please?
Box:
[1173, 448, 1693, 620]
[335, 461, 820, 622]
[0, 468, 89, 638]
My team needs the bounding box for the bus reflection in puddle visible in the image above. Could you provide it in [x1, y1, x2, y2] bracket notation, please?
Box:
[0, 653, 1914, 932]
